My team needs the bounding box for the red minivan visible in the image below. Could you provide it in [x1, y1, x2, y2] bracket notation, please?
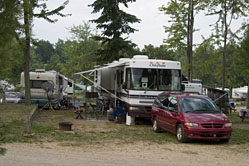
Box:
[151, 92, 232, 143]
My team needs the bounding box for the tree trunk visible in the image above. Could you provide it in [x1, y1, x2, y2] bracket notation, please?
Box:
[23, 0, 31, 105]
[187, 0, 194, 83]
[247, 80, 249, 109]
[222, 0, 227, 90]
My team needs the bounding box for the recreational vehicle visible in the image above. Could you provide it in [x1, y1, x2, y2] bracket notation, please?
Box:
[20, 69, 74, 107]
[75, 55, 183, 122]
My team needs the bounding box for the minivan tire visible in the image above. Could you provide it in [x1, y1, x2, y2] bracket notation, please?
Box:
[176, 124, 188, 143]
[153, 117, 161, 133]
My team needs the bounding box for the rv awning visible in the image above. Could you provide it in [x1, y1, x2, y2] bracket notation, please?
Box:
[74, 61, 128, 76]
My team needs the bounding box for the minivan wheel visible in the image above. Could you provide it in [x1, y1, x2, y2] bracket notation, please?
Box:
[176, 124, 188, 143]
[153, 117, 160, 133]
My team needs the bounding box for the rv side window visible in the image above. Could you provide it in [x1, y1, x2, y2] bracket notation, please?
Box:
[95, 71, 98, 83]
[68, 82, 72, 87]
[121, 71, 124, 84]
[117, 71, 120, 85]
[126, 68, 131, 89]
[117, 71, 124, 86]
[30, 80, 46, 89]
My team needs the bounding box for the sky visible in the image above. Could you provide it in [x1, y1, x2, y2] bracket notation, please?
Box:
[33, 0, 245, 49]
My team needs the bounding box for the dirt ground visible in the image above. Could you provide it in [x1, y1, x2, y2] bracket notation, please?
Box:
[1, 141, 249, 166]
[1, 109, 249, 166]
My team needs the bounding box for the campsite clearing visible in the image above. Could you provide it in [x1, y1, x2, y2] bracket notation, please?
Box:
[1, 104, 249, 165]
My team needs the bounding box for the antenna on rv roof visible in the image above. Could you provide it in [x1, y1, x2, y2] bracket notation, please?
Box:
[41, 80, 55, 111]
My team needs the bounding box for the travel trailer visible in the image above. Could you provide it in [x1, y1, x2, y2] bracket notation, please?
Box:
[20, 69, 74, 107]
[75, 55, 183, 123]
[232, 86, 248, 100]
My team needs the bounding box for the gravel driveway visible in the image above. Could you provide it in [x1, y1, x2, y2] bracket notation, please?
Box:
[1, 142, 249, 166]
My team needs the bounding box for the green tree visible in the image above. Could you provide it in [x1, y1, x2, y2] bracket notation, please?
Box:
[237, 27, 249, 109]
[160, 0, 206, 81]
[33, 40, 55, 64]
[192, 38, 220, 87]
[46, 39, 67, 72]
[60, 22, 101, 78]
[30, 40, 56, 71]
[89, 0, 140, 63]
[225, 40, 247, 97]
[0, 0, 22, 84]
[20, 0, 69, 105]
[206, 0, 249, 90]
[141, 44, 176, 61]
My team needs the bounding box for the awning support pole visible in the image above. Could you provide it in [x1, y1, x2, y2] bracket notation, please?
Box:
[79, 73, 123, 102]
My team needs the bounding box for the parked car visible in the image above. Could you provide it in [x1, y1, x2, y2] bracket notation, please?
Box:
[5, 92, 21, 103]
[151, 92, 232, 143]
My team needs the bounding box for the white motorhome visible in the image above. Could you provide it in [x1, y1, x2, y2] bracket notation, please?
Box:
[20, 69, 74, 106]
[75, 55, 182, 120]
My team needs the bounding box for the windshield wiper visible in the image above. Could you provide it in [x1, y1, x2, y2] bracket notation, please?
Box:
[193, 109, 218, 113]
[184, 111, 193, 113]
[144, 82, 155, 94]
[213, 110, 221, 113]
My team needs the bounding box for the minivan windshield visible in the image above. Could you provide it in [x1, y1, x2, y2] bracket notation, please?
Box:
[179, 97, 221, 114]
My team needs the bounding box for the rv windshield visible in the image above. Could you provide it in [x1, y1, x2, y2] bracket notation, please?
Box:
[126, 68, 181, 91]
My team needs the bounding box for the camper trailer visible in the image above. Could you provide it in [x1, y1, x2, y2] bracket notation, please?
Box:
[20, 69, 74, 107]
[75, 55, 182, 121]
[232, 86, 248, 100]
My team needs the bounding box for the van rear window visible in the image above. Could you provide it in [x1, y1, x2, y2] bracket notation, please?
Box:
[30, 80, 47, 89]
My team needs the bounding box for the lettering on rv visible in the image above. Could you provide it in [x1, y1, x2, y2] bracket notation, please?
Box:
[149, 63, 166, 67]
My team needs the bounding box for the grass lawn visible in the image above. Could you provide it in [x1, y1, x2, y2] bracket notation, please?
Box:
[227, 112, 249, 144]
[1, 104, 249, 147]
[31, 110, 177, 145]
[0, 104, 35, 143]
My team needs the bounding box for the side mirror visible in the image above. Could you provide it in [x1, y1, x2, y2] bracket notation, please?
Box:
[122, 83, 128, 92]
[181, 84, 185, 91]
[168, 107, 177, 112]
[159, 103, 165, 109]
[122, 82, 126, 89]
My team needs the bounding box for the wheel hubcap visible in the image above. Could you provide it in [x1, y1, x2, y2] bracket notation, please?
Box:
[177, 127, 182, 140]
[153, 120, 157, 130]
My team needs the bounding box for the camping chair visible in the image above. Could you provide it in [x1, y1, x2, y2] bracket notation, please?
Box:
[85, 103, 99, 120]
[113, 105, 124, 123]
[240, 109, 249, 122]
[74, 103, 86, 119]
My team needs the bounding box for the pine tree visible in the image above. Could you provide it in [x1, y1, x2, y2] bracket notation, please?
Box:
[89, 0, 140, 63]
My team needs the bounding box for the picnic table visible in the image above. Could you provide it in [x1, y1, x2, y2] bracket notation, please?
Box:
[70, 102, 99, 120]
[70, 102, 86, 119]
[239, 109, 249, 122]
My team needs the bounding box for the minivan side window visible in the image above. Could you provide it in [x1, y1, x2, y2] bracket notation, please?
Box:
[157, 95, 169, 107]
[168, 96, 178, 112]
